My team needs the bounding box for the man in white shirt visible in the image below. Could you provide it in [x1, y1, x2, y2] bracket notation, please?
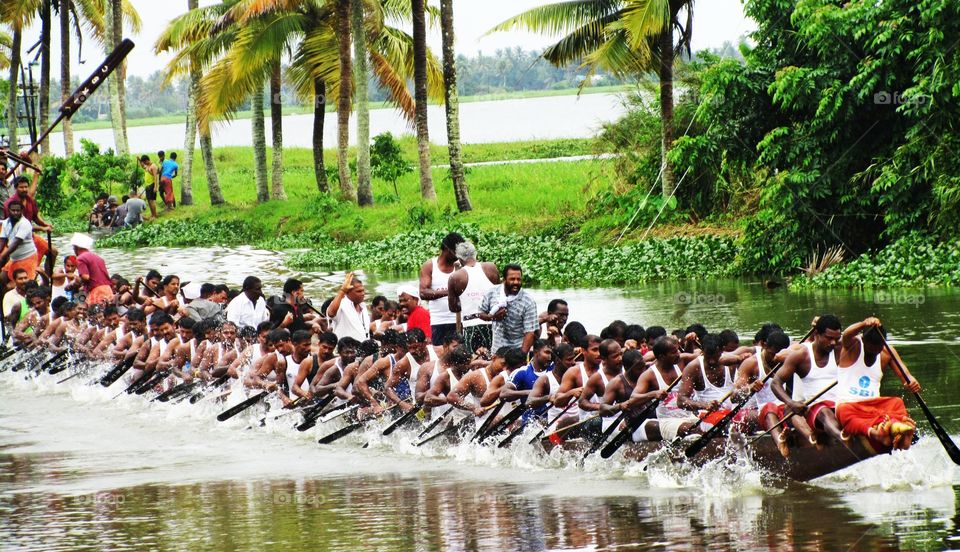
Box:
[326, 272, 369, 341]
[225, 276, 268, 330]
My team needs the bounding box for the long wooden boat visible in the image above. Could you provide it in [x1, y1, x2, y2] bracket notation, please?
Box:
[542, 434, 885, 482]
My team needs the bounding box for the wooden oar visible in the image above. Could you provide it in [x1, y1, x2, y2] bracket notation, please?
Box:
[47, 356, 73, 375]
[542, 414, 601, 442]
[216, 391, 268, 422]
[684, 362, 784, 458]
[112, 370, 152, 399]
[478, 403, 528, 443]
[321, 403, 360, 424]
[99, 356, 135, 387]
[416, 417, 472, 447]
[186, 373, 232, 404]
[317, 404, 396, 445]
[153, 380, 200, 403]
[499, 402, 556, 449]
[600, 375, 683, 459]
[417, 407, 454, 440]
[56, 362, 93, 384]
[581, 411, 625, 459]
[383, 405, 423, 436]
[748, 381, 838, 445]
[11, 350, 44, 372]
[669, 386, 740, 446]
[469, 402, 504, 442]
[526, 400, 578, 445]
[880, 333, 960, 464]
[40, 350, 69, 372]
[133, 371, 168, 395]
[294, 394, 337, 430]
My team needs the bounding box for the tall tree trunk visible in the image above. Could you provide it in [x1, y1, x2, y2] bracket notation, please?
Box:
[59, 0, 74, 156]
[252, 82, 269, 202]
[6, 30, 21, 149]
[39, 0, 52, 154]
[104, 0, 127, 155]
[113, 0, 128, 147]
[335, 0, 356, 201]
[269, 61, 286, 200]
[440, 0, 471, 212]
[411, 0, 435, 200]
[352, 0, 372, 206]
[181, 28, 198, 206]
[200, 131, 224, 205]
[312, 78, 329, 193]
[658, 29, 675, 200]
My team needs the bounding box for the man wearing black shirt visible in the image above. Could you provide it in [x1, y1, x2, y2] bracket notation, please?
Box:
[271, 278, 310, 333]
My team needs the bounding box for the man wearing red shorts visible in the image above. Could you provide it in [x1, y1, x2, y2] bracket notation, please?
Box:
[836, 317, 920, 451]
[3, 172, 57, 276]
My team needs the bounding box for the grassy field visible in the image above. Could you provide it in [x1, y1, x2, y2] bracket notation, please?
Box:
[120, 142, 613, 243]
[67, 85, 634, 132]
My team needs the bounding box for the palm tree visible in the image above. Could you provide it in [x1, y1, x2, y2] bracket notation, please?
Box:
[251, 81, 270, 201]
[57, 0, 73, 155]
[411, 0, 435, 200]
[335, 0, 355, 200]
[38, 0, 51, 154]
[1, 1, 37, 150]
[270, 59, 286, 200]
[352, 0, 372, 206]
[492, 0, 695, 199]
[439, 0, 470, 211]
[179, 0, 199, 206]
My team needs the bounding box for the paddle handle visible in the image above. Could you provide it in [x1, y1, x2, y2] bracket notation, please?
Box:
[750, 380, 838, 444]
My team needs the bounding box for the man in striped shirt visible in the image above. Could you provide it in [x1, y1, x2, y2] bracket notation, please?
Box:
[478, 264, 538, 353]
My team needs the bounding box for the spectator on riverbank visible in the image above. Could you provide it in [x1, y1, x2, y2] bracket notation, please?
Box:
[138, 155, 159, 219]
[112, 195, 130, 228]
[124, 190, 147, 228]
[160, 152, 179, 210]
[89, 194, 109, 228]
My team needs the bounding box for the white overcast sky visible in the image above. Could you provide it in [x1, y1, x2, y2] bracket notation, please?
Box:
[23, 0, 754, 79]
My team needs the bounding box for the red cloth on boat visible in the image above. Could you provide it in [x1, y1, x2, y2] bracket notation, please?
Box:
[836, 397, 909, 436]
[805, 400, 835, 429]
[698, 409, 746, 429]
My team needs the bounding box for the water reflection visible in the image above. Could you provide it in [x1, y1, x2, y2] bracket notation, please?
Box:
[3, 468, 945, 551]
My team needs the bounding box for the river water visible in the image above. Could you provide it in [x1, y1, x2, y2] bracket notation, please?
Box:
[2, 245, 959, 550]
[44, 93, 628, 157]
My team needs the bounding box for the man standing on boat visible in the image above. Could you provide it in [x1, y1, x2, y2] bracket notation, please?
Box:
[771, 315, 845, 446]
[478, 264, 538, 353]
[226, 276, 269, 330]
[68, 233, 113, 306]
[419, 232, 464, 346]
[397, 285, 431, 341]
[835, 318, 920, 450]
[327, 272, 370, 341]
[447, 241, 499, 354]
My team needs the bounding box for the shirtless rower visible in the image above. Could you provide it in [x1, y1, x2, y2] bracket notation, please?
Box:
[335, 335, 396, 405]
[449, 347, 510, 428]
[553, 334, 602, 420]
[598, 349, 647, 432]
[383, 328, 438, 411]
[618, 336, 697, 442]
[355, 330, 409, 413]
[13, 288, 51, 348]
[312, 337, 360, 399]
[245, 329, 293, 399]
[835, 318, 920, 450]
[527, 343, 580, 432]
[199, 321, 240, 380]
[771, 315, 845, 445]
[280, 330, 314, 402]
[424, 346, 477, 425]
[577, 339, 625, 432]
[227, 321, 273, 379]
[732, 330, 810, 457]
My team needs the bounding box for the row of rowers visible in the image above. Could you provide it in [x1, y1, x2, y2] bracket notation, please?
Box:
[27, 299, 919, 456]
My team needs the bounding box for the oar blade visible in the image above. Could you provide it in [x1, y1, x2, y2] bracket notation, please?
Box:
[318, 421, 364, 445]
[216, 391, 267, 422]
[383, 405, 422, 436]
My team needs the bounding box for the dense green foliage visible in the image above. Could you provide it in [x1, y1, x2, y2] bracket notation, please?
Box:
[285, 225, 736, 287]
[37, 139, 139, 218]
[793, 233, 960, 288]
[96, 220, 259, 248]
[370, 132, 412, 198]
[591, 0, 960, 276]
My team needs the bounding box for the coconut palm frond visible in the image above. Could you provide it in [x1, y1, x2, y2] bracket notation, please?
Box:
[801, 245, 846, 276]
